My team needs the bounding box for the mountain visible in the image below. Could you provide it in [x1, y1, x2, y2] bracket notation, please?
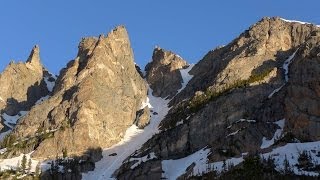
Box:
[0, 17, 320, 179]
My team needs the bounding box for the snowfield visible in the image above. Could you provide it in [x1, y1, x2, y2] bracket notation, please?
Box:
[261, 141, 320, 176]
[261, 119, 285, 149]
[1, 111, 28, 129]
[82, 88, 170, 179]
[162, 148, 211, 179]
[161, 140, 320, 178]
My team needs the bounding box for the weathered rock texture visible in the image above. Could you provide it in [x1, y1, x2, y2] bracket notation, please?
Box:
[10, 26, 148, 159]
[145, 47, 187, 98]
[0, 46, 49, 116]
[116, 17, 320, 179]
[134, 107, 151, 129]
[285, 34, 320, 141]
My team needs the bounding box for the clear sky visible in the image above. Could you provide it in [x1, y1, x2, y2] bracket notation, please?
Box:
[1, 0, 320, 74]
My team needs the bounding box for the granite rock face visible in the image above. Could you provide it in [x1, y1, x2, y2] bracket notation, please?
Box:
[145, 47, 187, 98]
[10, 26, 148, 159]
[0, 46, 50, 130]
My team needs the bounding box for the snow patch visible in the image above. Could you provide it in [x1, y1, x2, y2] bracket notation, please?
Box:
[2, 111, 28, 129]
[227, 119, 256, 129]
[129, 152, 157, 169]
[161, 148, 246, 178]
[0, 148, 7, 154]
[268, 84, 285, 98]
[175, 54, 183, 59]
[177, 64, 195, 94]
[226, 130, 241, 137]
[261, 119, 285, 149]
[44, 77, 55, 92]
[209, 156, 244, 173]
[162, 148, 211, 179]
[82, 88, 170, 179]
[0, 152, 39, 172]
[140, 97, 152, 109]
[176, 120, 184, 126]
[283, 49, 298, 82]
[280, 18, 320, 27]
[268, 49, 298, 98]
[35, 95, 50, 105]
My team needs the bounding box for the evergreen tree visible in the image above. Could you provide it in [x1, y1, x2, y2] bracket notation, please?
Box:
[28, 158, 32, 173]
[50, 161, 55, 174]
[16, 160, 21, 172]
[21, 154, 27, 172]
[35, 162, 41, 180]
[222, 159, 227, 173]
[62, 148, 68, 159]
[283, 155, 292, 175]
[242, 154, 263, 179]
[266, 155, 276, 170]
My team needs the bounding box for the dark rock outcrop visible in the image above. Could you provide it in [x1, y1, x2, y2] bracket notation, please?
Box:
[285, 34, 320, 141]
[145, 47, 188, 98]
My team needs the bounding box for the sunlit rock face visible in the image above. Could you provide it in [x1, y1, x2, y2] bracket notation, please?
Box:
[11, 26, 147, 159]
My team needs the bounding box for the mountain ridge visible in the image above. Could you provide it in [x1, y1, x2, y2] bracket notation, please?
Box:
[0, 17, 320, 179]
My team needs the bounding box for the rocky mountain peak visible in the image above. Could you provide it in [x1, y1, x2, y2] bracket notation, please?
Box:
[10, 26, 148, 160]
[0, 45, 49, 123]
[106, 25, 127, 39]
[145, 47, 188, 98]
[25, 45, 43, 73]
[149, 47, 186, 70]
[26, 45, 41, 64]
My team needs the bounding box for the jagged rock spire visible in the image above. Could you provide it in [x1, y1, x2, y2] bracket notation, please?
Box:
[26, 45, 43, 72]
[26, 45, 40, 64]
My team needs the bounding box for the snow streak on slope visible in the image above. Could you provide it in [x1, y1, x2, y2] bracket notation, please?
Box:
[130, 152, 157, 169]
[283, 49, 298, 82]
[268, 84, 285, 98]
[268, 49, 298, 98]
[35, 95, 50, 105]
[177, 64, 195, 94]
[1, 111, 28, 129]
[44, 74, 57, 92]
[280, 18, 320, 27]
[260, 119, 285, 149]
[82, 88, 170, 180]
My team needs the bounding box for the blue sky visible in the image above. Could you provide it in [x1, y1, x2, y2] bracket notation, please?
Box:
[1, 0, 320, 74]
